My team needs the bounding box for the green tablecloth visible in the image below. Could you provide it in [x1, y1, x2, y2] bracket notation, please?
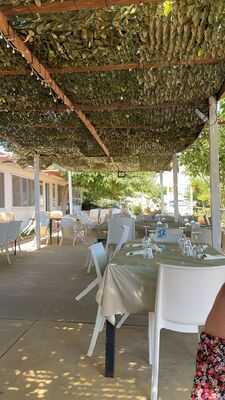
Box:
[97, 242, 225, 319]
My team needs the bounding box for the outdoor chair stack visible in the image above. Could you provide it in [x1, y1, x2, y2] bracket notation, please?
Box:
[0, 220, 22, 263]
[60, 215, 85, 246]
[39, 212, 50, 244]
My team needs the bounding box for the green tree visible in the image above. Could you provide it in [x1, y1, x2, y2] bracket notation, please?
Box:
[180, 98, 225, 207]
[72, 172, 160, 206]
[191, 177, 210, 208]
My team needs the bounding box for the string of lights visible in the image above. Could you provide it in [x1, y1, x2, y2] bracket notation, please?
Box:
[0, 29, 72, 109]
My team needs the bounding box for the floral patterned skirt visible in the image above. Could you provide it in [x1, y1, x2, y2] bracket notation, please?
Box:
[191, 332, 225, 399]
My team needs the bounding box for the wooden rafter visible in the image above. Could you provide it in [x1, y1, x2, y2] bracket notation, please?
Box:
[0, 122, 205, 130]
[0, 100, 207, 113]
[0, 57, 223, 77]
[1, 0, 162, 17]
[0, 11, 110, 158]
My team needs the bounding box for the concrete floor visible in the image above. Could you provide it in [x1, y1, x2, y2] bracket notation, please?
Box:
[0, 238, 197, 399]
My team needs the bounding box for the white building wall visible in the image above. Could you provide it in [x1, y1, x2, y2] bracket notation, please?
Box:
[0, 161, 67, 221]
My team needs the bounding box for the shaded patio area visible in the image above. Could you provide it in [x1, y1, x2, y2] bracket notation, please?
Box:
[0, 240, 197, 399]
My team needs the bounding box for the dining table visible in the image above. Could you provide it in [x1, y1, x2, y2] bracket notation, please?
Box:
[96, 239, 225, 378]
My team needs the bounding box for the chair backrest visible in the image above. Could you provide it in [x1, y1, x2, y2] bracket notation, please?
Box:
[106, 216, 135, 246]
[40, 212, 50, 227]
[112, 224, 131, 257]
[153, 228, 181, 244]
[191, 222, 200, 232]
[89, 242, 107, 281]
[61, 215, 76, 239]
[0, 223, 9, 245]
[89, 209, 101, 224]
[197, 228, 212, 245]
[75, 210, 94, 226]
[7, 221, 22, 241]
[155, 263, 225, 331]
[20, 218, 32, 234]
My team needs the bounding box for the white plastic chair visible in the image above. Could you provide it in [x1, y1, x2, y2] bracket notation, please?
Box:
[75, 243, 108, 356]
[7, 220, 22, 255]
[60, 215, 85, 246]
[151, 263, 225, 400]
[40, 212, 50, 244]
[195, 227, 212, 245]
[0, 223, 11, 264]
[76, 242, 107, 302]
[75, 210, 96, 230]
[111, 224, 131, 258]
[105, 216, 135, 253]
[89, 209, 101, 224]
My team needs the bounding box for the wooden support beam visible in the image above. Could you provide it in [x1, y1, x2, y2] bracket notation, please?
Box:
[68, 171, 73, 215]
[34, 153, 41, 250]
[209, 96, 221, 250]
[172, 153, 179, 222]
[0, 57, 223, 77]
[1, 0, 161, 16]
[0, 11, 110, 158]
[0, 100, 207, 114]
[0, 122, 204, 131]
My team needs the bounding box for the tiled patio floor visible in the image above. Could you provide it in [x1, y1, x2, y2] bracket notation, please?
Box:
[0, 238, 197, 399]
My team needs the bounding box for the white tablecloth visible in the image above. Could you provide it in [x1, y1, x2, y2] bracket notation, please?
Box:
[97, 242, 225, 320]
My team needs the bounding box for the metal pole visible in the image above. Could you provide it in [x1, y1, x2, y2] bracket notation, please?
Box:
[159, 171, 164, 213]
[68, 171, 73, 215]
[209, 96, 221, 250]
[34, 153, 40, 249]
[173, 154, 179, 222]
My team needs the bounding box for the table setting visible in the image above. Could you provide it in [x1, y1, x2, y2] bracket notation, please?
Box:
[96, 230, 225, 378]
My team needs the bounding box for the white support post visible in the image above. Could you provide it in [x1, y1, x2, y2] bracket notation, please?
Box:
[68, 171, 73, 215]
[209, 96, 221, 250]
[159, 172, 164, 213]
[173, 154, 179, 222]
[34, 153, 41, 250]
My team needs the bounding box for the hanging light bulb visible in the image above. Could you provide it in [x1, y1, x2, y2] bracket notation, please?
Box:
[6, 42, 10, 48]
[12, 48, 15, 54]
[30, 71, 34, 76]
[0, 34, 3, 39]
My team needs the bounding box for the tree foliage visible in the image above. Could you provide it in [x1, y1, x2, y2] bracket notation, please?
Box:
[180, 126, 225, 181]
[180, 99, 225, 207]
[180, 99, 225, 180]
[192, 177, 210, 207]
[72, 172, 160, 205]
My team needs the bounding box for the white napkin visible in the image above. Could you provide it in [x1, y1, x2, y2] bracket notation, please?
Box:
[126, 250, 145, 256]
[126, 243, 142, 248]
[204, 254, 225, 261]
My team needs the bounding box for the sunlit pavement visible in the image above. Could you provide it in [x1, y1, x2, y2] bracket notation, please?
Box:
[0, 238, 197, 399]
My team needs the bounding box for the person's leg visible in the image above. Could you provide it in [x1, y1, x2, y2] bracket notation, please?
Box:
[205, 282, 225, 339]
[191, 282, 225, 399]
